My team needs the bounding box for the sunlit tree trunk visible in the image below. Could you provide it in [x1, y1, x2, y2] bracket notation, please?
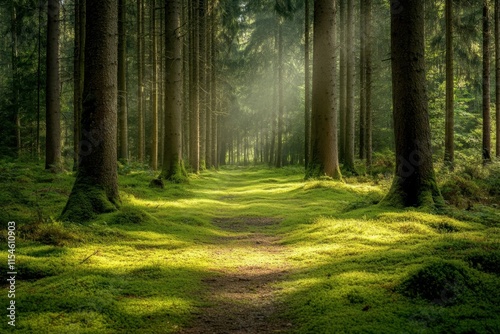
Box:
[211, 6, 218, 169]
[199, 0, 207, 170]
[161, 0, 187, 182]
[338, 0, 346, 163]
[344, 0, 356, 173]
[276, 21, 284, 168]
[137, 0, 145, 162]
[46, 0, 61, 171]
[444, 0, 454, 168]
[483, 0, 492, 164]
[118, 0, 128, 162]
[307, 0, 341, 179]
[61, 0, 120, 221]
[304, 0, 311, 168]
[365, 0, 373, 172]
[151, 0, 158, 170]
[383, 0, 443, 208]
[359, 0, 366, 160]
[190, 0, 200, 172]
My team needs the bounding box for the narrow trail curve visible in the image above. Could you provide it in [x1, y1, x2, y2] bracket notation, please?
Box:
[179, 217, 293, 334]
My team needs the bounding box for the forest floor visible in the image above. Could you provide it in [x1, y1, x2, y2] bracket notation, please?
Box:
[1, 163, 500, 333]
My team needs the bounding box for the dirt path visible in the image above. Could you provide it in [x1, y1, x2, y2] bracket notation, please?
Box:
[179, 217, 293, 334]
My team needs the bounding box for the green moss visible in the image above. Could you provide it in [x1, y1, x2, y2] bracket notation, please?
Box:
[60, 178, 119, 223]
[397, 261, 479, 305]
[161, 160, 189, 184]
[108, 207, 154, 225]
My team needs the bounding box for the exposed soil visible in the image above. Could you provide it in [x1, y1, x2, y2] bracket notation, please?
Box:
[179, 217, 293, 334]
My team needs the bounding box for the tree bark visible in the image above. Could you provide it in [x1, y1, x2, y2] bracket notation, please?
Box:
[276, 21, 284, 168]
[46, 0, 61, 171]
[444, 0, 454, 167]
[137, 0, 145, 162]
[211, 5, 218, 169]
[338, 0, 346, 163]
[307, 0, 341, 179]
[190, 0, 200, 173]
[483, 0, 492, 163]
[61, 0, 120, 221]
[161, 0, 187, 182]
[199, 0, 207, 170]
[118, 0, 128, 162]
[304, 0, 311, 168]
[359, 0, 366, 160]
[344, 0, 356, 173]
[74, 0, 86, 169]
[383, 0, 443, 208]
[365, 0, 373, 172]
[151, 0, 159, 170]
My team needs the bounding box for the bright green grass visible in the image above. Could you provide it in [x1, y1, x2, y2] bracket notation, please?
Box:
[1, 163, 499, 333]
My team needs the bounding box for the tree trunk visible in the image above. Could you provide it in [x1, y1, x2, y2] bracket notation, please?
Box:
[118, 0, 128, 162]
[137, 0, 145, 162]
[483, 0, 492, 163]
[151, 0, 159, 170]
[190, 0, 200, 173]
[304, 0, 311, 168]
[74, 0, 86, 169]
[46, 0, 61, 171]
[359, 0, 366, 160]
[496, 0, 500, 158]
[444, 0, 454, 167]
[383, 0, 443, 208]
[344, 0, 356, 173]
[365, 0, 373, 172]
[338, 0, 346, 163]
[211, 6, 218, 169]
[199, 0, 207, 170]
[61, 0, 120, 222]
[307, 0, 341, 179]
[37, 1, 42, 158]
[161, 0, 187, 182]
[276, 21, 284, 168]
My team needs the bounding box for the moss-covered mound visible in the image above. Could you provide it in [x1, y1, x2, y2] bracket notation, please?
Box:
[468, 251, 500, 275]
[397, 261, 479, 305]
[108, 207, 154, 225]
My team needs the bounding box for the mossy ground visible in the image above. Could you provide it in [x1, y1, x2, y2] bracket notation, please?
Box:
[0, 162, 499, 333]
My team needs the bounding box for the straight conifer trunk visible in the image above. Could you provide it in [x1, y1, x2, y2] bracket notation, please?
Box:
[46, 0, 61, 171]
[118, 0, 128, 162]
[344, 0, 356, 172]
[62, 0, 120, 221]
[307, 0, 341, 179]
[383, 0, 443, 208]
[189, 0, 200, 173]
[444, 0, 454, 167]
[483, 0, 492, 163]
[73, 0, 85, 169]
[304, 0, 311, 168]
[162, 0, 186, 182]
[365, 0, 373, 171]
[338, 0, 346, 163]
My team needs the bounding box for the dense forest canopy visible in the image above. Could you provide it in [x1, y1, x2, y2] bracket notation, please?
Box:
[0, 0, 498, 170]
[1, 1, 500, 333]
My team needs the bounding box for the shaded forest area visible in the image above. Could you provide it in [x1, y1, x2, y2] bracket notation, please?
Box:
[1, 0, 500, 333]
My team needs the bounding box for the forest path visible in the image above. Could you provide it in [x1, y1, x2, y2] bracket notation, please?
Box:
[179, 170, 296, 333]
